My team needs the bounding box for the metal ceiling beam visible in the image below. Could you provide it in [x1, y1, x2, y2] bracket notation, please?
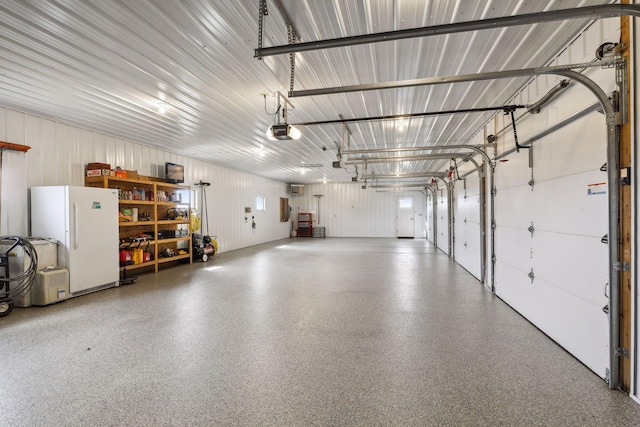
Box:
[343, 144, 493, 162]
[289, 61, 609, 97]
[268, 0, 299, 41]
[369, 183, 434, 189]
[345, 153, 472, 165]
[361, 172, 447, 179]
[255, 4, 640, 58]
[292, 105, 525, 126]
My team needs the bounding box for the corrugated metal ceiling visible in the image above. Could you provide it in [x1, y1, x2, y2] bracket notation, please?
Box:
[0, 0, 615, 184]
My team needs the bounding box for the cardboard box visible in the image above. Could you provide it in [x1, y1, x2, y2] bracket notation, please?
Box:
[87, 162, 111, 170]
[126, 170, 139, 180]
[86, 168, 111, 177]
[114, 169, 127, 178]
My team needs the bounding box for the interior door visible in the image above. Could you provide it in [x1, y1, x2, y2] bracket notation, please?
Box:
[397, 197, 414, 238]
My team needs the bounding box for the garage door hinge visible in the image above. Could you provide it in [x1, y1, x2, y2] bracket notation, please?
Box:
[613, 262, 629, 272]
[601, 234, 608, 244]
[528, 268, 534, 284]
[528, 222, 534, 237]
[614, 347, 629, 358]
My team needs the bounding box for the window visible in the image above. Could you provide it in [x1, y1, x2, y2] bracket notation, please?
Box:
[256, 196, 266, 212]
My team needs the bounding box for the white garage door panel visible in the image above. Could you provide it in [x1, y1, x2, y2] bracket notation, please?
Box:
[495, 186, 534, 228]
[495, 260, 533, 306]
[529, 172, 608, 236]
[437, 191, 449, 253]
[458, 246, 482, 279]
[533, 231, 608, 308]
[495, 156, 532, 189]
[495, 226, 532, 274]
[496, 260, 608, 378]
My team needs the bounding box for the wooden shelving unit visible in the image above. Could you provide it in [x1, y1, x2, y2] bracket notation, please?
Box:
[85, 175, 192, 273]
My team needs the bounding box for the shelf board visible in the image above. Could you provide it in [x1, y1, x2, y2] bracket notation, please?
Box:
[157, 236, 191, 244]
[119, 200, 155, 205]
[157, 201, 186, 206]
[157, 253, 191, 264]
[120, 261, 155, 271]
[86, 176, 155, 186]
[120, 240, 156, 247]
[119, 221, 155, 227]
[157, 219, 189, 225]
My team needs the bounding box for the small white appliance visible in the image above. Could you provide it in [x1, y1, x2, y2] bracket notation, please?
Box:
[30, 267, 70, 306]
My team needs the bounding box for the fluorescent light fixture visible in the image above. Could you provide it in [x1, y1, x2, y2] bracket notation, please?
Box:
[266, 123, 301, 141]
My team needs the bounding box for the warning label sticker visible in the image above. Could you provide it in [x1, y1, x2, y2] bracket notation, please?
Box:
[587, 182, 607, 195]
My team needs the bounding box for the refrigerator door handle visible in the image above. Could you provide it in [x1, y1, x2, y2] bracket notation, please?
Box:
[73, 202, 79, 249]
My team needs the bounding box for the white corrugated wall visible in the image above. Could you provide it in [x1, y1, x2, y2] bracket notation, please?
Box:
[0, 107, 291, 253]
[290, 183, 428, 239]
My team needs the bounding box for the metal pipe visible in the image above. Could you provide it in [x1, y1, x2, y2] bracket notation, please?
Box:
[255, 4, 640, 58]
[527, 79, 572, 113]
[290, 61, 610, 97]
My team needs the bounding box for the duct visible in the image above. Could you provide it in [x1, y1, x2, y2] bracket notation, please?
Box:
[255, 4, 640, 58]
[289, 61, 609, 98]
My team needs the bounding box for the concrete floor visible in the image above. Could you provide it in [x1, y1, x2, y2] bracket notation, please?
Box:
[1, 237, 639, 426]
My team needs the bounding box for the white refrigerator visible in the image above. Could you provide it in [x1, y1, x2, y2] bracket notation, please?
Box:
[30, 186, 119, 296]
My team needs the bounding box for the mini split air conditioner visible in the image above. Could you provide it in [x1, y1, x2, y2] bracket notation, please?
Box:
[289, 184, 304, 195]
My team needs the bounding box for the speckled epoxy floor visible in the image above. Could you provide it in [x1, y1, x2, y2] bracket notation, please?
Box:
[1, 237, 638, 426]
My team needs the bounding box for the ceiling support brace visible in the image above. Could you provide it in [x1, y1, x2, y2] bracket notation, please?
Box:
[289, 60, 612, 98]
[255, 4, 640, 59]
